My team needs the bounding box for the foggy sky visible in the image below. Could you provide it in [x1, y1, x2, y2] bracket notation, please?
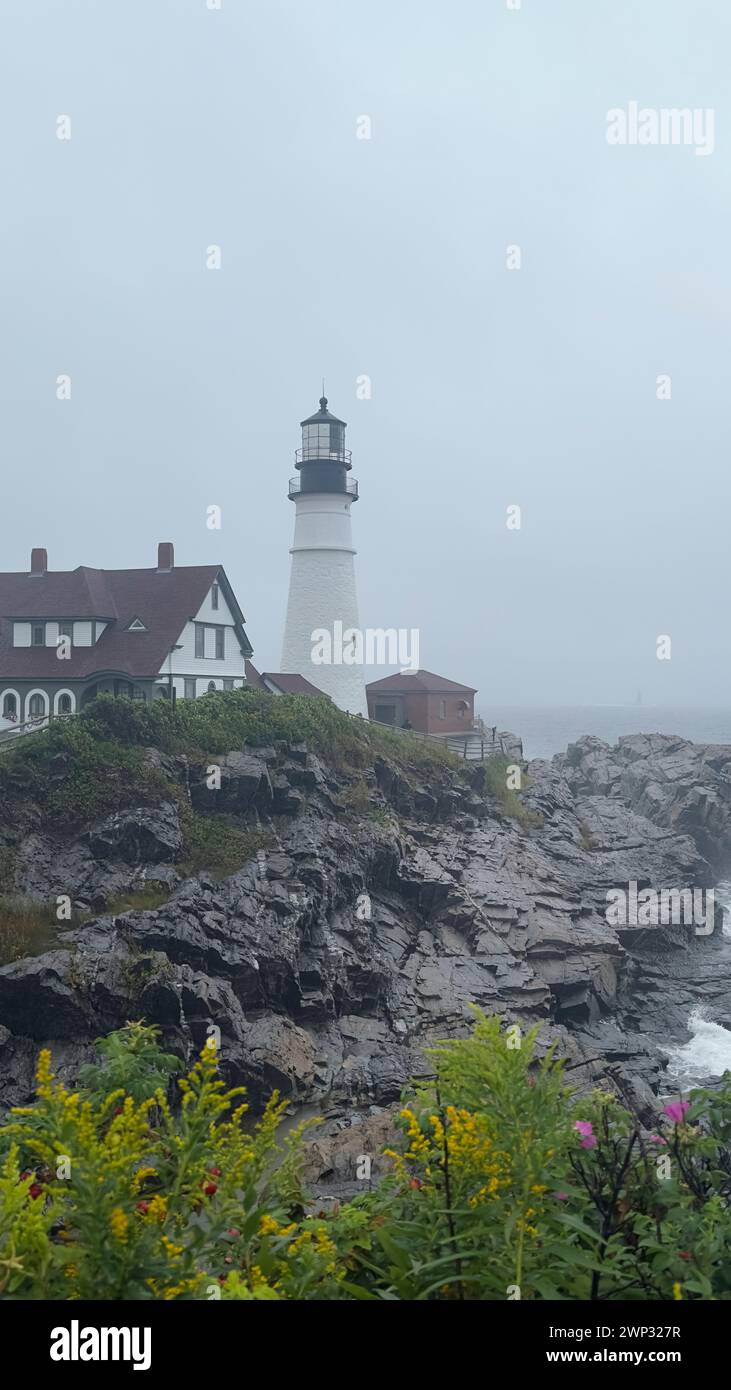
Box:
[1, 0, 729, 707]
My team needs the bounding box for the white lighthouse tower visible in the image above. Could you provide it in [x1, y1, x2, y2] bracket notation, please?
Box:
[281, 396, 368, 716]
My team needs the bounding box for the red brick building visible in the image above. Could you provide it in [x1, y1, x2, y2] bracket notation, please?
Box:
[366, 669, 477, 736]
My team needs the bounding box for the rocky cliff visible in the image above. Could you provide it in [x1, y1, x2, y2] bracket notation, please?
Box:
[1, 712, 731, 1195]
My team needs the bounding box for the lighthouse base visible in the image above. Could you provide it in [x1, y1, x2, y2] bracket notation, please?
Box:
[282, 549, 368, 716]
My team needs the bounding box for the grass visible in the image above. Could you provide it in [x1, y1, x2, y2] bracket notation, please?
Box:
[178, 806, 270, 879]
[482, 756, 542, 829]
[104, 884, 173, 916]
[0, 898, 65, 965]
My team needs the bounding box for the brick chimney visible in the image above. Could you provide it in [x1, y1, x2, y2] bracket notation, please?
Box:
[30, 548, 48, 576]
[157, 542, 174, 572]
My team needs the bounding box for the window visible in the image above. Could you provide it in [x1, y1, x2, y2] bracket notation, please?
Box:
[127, 618, 146, 632]
[32, 624, 45, 647]
[457, 700, 468, 719]
[58, 694, 73, 715]
[184, 678, 196, 700]
[329, 423, 344, 454]
[207, 681, 217, 694]
[58, 622, 73, 643]
[132, 687, 146, 701]
[439, 700, 447, 720]
[223, 679, 234, 691]
[2, 693, 17, 720]
[194, 623, 225, 659]
[211, 583, 219, 611]
[28, 694, 45, 718]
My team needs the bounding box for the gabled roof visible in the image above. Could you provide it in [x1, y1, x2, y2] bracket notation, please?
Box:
[0, 564, 252, 680]
[245, 661, 328, 698]
[366, 669, 477, 695]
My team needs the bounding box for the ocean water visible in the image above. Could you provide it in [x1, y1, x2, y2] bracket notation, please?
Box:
[664, 883, 731, 1085]
[481, 706, 731, 762]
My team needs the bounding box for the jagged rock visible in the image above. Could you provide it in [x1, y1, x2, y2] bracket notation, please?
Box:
[85, 804, 183, 864]
[190, 751, 272, 813]
[2, 728, 731, 1193]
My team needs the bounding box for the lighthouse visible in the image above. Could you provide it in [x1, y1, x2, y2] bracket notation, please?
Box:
[281, 396, 368, 716]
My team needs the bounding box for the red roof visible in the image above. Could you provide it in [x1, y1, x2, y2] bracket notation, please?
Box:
[0, 564, 251, 680]
[366, 669, 477, 695]
[245, 662, 328, 698]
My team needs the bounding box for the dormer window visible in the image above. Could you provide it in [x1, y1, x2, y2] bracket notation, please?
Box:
[32, 623, 45, 647]
[211, 583, 219, 611]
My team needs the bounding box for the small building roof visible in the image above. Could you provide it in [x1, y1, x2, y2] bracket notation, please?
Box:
[366, 669, 477, 695]
[245, 662, 328, 698]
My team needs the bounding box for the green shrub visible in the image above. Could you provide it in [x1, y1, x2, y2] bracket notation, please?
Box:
[0, 718, 170, 827]
[3, 1014, 731, 1300]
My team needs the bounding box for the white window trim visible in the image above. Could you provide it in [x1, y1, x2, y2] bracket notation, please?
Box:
[1, 688, 20, 720]
[53, 688, 76, 716]
[25, 688, 50, 722]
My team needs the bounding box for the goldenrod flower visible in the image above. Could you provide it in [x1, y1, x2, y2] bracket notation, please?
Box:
[110, 1208, 129, 1243]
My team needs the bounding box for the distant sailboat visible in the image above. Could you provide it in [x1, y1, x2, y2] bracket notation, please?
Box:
[635, 690, 643, 707]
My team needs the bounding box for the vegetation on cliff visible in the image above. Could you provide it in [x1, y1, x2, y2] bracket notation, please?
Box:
[1, 1015, 729, 1301]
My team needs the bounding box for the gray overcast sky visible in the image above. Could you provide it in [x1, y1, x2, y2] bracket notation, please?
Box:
[1, 0, 729, 706]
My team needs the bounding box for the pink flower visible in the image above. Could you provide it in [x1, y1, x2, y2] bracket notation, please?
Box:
[649, 1135, 667, 1145]
[662, 1101, 689, 1125]
[552, 1191, 569, 1201]
[574, 1121, 597, 1150]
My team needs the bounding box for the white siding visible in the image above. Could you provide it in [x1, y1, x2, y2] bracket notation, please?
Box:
[165, 589, 245, 682]
[195, 584, 235, 626]
[13, 623, 31, 647]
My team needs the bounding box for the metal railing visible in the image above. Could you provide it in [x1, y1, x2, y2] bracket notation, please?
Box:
[365, 717, 516, 761]
[288, 476, 359, 500]
[0, 710, 77, 751]
[295, 447, 352, 465]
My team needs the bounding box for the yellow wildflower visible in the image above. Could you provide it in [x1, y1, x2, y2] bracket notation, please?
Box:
[110, 1208, 129, 1243]
[35, 1049, 54, 1100]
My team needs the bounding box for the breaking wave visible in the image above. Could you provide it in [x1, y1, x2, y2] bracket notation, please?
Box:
[663, 1010, 731, 1089]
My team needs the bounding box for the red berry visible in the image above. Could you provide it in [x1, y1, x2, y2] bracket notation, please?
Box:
[113, 1107, 123, 1116]
[203, 1181, 217, 1197]
[226, 1227, 240, 1237]
[28, 1183, 43, 1200]
[409, 1178, 422, 1190]
[209, 1167, 221, 1177]
[678, 1251, 692, 1260]
[136, 1200, 149, 1214]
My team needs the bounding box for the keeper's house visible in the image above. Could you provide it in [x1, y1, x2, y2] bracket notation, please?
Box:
[0, 543, 252, 734]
